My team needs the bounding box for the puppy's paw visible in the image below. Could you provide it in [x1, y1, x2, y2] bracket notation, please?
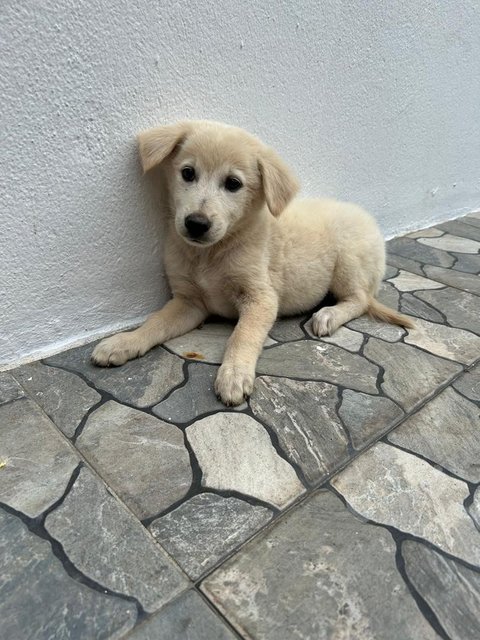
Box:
[91, 333, 144, 367]
[215, 364, 255, 406]
[311, 307, 338, 337]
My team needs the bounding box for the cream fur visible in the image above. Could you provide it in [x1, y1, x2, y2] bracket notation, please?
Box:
[92, 120, 412, 405]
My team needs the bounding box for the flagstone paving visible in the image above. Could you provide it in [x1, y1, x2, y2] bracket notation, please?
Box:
[1, 213, 479, 639]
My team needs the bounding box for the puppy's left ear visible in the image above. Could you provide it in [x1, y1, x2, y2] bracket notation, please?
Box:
[258, 145, 299, 217]
[138, 121, 190, 172]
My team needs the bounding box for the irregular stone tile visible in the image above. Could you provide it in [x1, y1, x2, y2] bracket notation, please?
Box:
[0, 509, 136, 640]
[76, 401, 192, 519]
[0, 399, 79, 517]
[423, 264, 480, 296]
[186, 413, 305, 509]
[463, 212, 480, 226]
[45, 342, 184, 408]
[165, 322, 275, 364]
[437, 219, 480, 242]
[404, 317, 480, 364]
[0, 371, 24, 405]
[453, 365, 480, 402]
[322, 327, 364, 352]
[44, 467, 187, 612]
[418, 234, 480, 254]
[347, 316, 405, 342]
[256, 341, 379, 394]
[458, 220, 480, 236]
[250, 377, 349, 485]
[388, 388, 480, 482]
[305, 322, 364, 352]
[339, 390, 404, 450]
[202, 490, 437, 640]
[150, 493, 272, 579]
[387, 236, 455, 268]
[384, 264, 399, 279]
[377, 280, 401, 310]
[387, 270, 444, 292]
[165, 323, 233, 363]
[387, 252, 425, 276]
[416, 287, 480, 334]
[269, 315, 306, 341]
[400, 293, 446, 323]
[406, 227, 444, 239]
[153, 363, 224, 423]
[469, 487, 480, 529]
[13, 362, 101, 438]
[403, 540, 480, 640]
[451, 252, 480, 274]
[364, 338, 462, 411]
[127, 590, 236, 640]
[332, 442, 480, 565]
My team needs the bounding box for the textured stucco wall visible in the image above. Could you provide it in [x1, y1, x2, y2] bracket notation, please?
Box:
[2, 0, 480, 367]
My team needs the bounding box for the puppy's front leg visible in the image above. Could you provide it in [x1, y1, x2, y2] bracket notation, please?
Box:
[92, 297, 207, 366]
[215, 294, 278, 406]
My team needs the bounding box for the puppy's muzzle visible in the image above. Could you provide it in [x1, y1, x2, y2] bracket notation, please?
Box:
[184, 213, 212, 240]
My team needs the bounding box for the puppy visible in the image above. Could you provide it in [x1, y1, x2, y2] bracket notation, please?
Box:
[92, 120, 413, 405]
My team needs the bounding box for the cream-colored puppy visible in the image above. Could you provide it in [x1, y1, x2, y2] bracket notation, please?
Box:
[92, 120, 412, 405]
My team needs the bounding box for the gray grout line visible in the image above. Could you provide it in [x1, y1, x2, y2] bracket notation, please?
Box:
[193, 488, 316, 584]
[394, 540, 452, 640]
[384, 438, 477, 486]
[0, 394, 28, 409]
[335, 387, 356, 455]
[117, 586, 245, 640]
[387, 255, 429, 278]
[465, 491, 480, 535]
[195, 589, 246, 640]
[402, 290, 450, 326]
[71, 397, 105, 443]
[242, 402, 311, 489]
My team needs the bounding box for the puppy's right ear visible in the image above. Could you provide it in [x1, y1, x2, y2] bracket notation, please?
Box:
[138, 122, 190, 173]
[258, 145, 299, 217]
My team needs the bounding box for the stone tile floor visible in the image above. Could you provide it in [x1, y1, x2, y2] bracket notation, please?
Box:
[1, 212, 479, 639]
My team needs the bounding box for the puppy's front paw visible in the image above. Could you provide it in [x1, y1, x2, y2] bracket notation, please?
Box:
[91, 333, 143, 367]
[214, 364, 255, 406]
[311, 307, 338, 337]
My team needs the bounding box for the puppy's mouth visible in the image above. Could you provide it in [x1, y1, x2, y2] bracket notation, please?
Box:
[181, 233, 216, 247]
[185, 236, 207, 245]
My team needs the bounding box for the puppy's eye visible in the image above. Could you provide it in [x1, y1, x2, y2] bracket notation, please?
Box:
[181, 166, 196, 182]
[224, 176, 243, 192]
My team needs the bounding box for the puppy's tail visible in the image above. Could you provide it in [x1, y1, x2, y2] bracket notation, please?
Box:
[367, 297, 415, 329]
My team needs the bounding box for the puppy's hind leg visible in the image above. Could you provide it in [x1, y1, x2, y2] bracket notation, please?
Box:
[311, 290, 369, 337]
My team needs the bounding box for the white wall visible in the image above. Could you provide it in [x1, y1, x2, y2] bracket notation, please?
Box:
[2, 0, 480, 368]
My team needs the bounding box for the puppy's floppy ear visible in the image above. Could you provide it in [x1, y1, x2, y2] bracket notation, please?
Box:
[258, 145, 299, 217]
[138, 121, 190, 173]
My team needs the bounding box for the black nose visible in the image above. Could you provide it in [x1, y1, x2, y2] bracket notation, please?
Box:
[184, 213, 211, 238]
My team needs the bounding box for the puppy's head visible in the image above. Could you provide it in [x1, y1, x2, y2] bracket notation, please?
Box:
[138, 120, 299, 247]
